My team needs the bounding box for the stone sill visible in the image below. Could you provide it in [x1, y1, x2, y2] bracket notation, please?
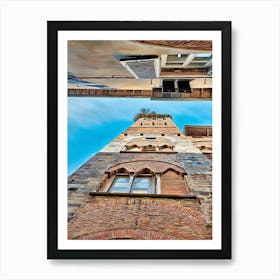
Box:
[120, 151, 177, 154]
[89, 192, 197, 200]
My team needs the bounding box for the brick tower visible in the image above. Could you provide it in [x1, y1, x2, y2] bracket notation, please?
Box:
[68, 114, 212, 240]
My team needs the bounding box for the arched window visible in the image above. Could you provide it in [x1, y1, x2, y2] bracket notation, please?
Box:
[109, 175, 130, 193]
[143, 145, 156, 152]
[125, 144, 141, 151]
[131, 176, 154, 194]
[105, 160, 187, 196]
[123, 137, 175, 153]
[108, 168, 156, 194]
[109, 173, 155, 194]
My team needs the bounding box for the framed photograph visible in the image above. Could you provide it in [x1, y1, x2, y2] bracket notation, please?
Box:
[47, 21, 231, 259]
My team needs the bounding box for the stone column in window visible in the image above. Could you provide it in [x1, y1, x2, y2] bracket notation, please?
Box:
[155, 173, 161, 194]
[127, 172, 135, 193]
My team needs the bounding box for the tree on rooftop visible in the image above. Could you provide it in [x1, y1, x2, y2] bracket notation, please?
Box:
[133, 108, 157, 122]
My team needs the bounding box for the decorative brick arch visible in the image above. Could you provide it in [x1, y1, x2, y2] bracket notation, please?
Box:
[68, 197, 211, 240]
[106, 160, 186, 176]
[134, 167, 155, 176]
[74, 228, 182, 240]
[126, 144, 140, 150]
[111, 167, 130, 175]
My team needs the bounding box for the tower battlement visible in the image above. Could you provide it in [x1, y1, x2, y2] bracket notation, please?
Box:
[135, 113, 172, 120]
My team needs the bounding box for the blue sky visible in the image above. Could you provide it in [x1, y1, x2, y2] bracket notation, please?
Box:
[68, 97, 212, 175]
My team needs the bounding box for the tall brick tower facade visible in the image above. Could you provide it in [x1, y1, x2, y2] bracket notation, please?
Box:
[68, 114, 212, 240]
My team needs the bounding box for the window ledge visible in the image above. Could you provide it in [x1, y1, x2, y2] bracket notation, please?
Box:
[120, 151, 177, 154]
[89, 191, 197, 200]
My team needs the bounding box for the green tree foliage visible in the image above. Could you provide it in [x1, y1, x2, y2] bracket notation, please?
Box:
[133, 108, 157, 122]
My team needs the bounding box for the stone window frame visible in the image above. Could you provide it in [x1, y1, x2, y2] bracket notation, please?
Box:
[102, 161, 188, 195]
[106, 172, 161, 195]
[161, 53, 212, 68]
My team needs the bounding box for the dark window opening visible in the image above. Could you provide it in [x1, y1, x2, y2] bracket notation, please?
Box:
[178, 80, 191, 93]
[118, 55, 158, 61]
[163, 80, 175, 92]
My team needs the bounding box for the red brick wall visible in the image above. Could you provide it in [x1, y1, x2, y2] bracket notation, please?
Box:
[68, 88, 212, 99]
[68, 89, 151, 97]
[191, 88, 212, 98]
[68, 195, 211, 240]
[160, 170, 188, 195]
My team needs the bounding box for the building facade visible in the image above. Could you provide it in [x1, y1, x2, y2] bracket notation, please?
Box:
[68, 40, 212, 100]
[68, 114, 212, 240]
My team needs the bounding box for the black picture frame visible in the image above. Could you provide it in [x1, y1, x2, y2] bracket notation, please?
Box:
[47, 21, 231, 259]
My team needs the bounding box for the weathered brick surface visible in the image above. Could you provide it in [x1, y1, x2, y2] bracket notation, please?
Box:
[184, 126, 212, 137]
[69, 152, 210, 188]
[161, 170, 188, 195]
[191, 89, 202, 98]
[106, 160, 185, 177]
[68, 89, 151, 97]
[178, 153, 212, 175]
[186, 174, 212, 223]
[190, 88, 212, 99]
[125, 127, 182, 135]
[68, 195, 211, 240]
[201, 88, 212, 98]
[68, 116, 212, 239]
[68, 88, 212, 100]
[68, 152, 212, 223]
[125, 118, 182, 134]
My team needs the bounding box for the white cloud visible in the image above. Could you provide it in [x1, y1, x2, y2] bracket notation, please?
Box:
[68, 97, 212, 128]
